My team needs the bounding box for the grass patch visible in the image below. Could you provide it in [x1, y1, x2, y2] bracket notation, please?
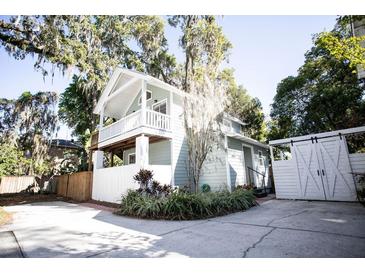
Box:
[0, 207, 12, 226]
[117, 188, 257, 220]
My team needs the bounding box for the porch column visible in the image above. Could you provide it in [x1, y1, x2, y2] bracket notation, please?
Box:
[141, 80, 147, 126]
[93, 150, 104, 170]
[99, 104, 104, 128]
[136, 135, 149, 169]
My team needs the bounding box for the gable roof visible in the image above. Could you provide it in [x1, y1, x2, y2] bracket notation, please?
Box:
[225, 132, 269, 149]
[223, 113, 247, 126]
[94, 67, 185, 115]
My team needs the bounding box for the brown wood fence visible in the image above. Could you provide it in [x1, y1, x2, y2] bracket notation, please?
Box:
[56, 171, 92, 202]
[0, 176, 36, 194]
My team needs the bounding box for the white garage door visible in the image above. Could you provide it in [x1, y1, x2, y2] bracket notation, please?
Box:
[269, 127, 365, 202]
[292, 136, 356, 201]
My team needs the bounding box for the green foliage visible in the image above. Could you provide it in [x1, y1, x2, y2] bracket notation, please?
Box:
[0, 144, 30, 177]
[0, 16, 177, 138]
[168, 16, 232, 90]
[118, 188, 257, 220]
[317, 32, 365, 72]
[316, 16, 365, 72]
[133, 169, 173, 197]
[269, 21, 365, 141]
[220, 69, 267, 141]
[0, 91, 58, 176]
[59, 75, 94, 146]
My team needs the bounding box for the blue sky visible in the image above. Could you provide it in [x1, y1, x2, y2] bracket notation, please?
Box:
[0, 15, 337, 138]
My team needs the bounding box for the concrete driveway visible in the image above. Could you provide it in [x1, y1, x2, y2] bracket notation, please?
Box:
[1, 199, 364, 258]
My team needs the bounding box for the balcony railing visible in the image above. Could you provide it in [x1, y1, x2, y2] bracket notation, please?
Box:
[99, 109, 171, 143]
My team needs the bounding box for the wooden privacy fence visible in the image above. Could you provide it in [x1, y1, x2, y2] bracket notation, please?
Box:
[0, 176, 36, 194]
[56, 171, 92, 202]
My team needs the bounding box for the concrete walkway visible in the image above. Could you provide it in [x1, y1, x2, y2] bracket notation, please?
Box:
[1, 200, 364, 257]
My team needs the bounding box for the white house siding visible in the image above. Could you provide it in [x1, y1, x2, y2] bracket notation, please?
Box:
[227, 148, 245, 190]
[171, 94, 190, 188]
[123, 147, 136, 164]
[125, 84, 170, 116]
[227, 137, 269, 188]
[122, 140, 171, 165]
[349, 153, 365, 173]
[272, 159, 299, 199]
[149, 140, 171, 165]
[200, 143, 228, 191]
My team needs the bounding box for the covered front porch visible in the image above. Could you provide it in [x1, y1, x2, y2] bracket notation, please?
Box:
[92, 134, 172, 203]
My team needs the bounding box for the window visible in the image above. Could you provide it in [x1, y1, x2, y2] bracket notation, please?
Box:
[128, 153, 136, 164]
[258, 150, 264, 166]
[138, 90, 152, 105]
[152, 99, 167, 114]
[223, 119, 232, 131]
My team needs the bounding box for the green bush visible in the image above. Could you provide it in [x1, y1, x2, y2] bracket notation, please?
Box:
[118, 188, 257, 220]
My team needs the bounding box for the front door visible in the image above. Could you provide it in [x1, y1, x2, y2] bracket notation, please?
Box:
[228, 149, 245, 188]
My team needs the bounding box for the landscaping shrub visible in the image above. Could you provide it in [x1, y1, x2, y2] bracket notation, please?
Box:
[118, 188, 257, 220]
[133, 169, 173, 197]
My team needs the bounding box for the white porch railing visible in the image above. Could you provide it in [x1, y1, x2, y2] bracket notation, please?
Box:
[146, 109, 171, 131]
[99, 109, 171, 143]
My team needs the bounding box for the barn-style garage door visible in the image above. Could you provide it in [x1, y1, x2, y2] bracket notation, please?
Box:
[292, 136, 356, 201]
[269, 127, 365, 202]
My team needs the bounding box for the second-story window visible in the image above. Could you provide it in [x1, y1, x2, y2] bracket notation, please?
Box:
[138, 90, 152, 105]
[153, 99, 167, 114]
[223, 119, 232, 131]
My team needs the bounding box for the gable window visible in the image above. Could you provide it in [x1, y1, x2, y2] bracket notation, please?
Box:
[138, 90, 152, 105]
[223, 119, 232, 131]
[258, 150, 264, 166]
[128, 153, 136, 165]
[152, 99, 167, 114]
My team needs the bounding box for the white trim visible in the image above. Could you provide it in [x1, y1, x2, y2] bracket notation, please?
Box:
[241, 143, 257, 186]
[94, 68, 123, 114]
[269, 126, 365, 145]
[137, 89, 153, 106]
[128, 153, 136, 165]
[223, 113, 247, 126]
[223, 119, 232, 132]
[104, 77, 140, 106]
[224, 135, 231, 191]
[258, 150, 264, 166]
[226, 132, 269, 149]
[169, 90, 174, 187]
[94, 67, 186, 115]
[152, 98, 168, 114]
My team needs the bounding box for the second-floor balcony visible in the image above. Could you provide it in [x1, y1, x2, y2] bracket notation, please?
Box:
[98, 109, 172, 147]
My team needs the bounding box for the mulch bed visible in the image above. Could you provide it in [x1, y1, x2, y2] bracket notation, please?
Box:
[0, 193, 66, 207]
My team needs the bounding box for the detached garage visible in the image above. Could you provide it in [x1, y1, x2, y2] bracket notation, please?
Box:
[269, 126, 365, 202]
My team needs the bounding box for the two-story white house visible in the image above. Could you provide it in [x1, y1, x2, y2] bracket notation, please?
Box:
[91, 68, 270, 203]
